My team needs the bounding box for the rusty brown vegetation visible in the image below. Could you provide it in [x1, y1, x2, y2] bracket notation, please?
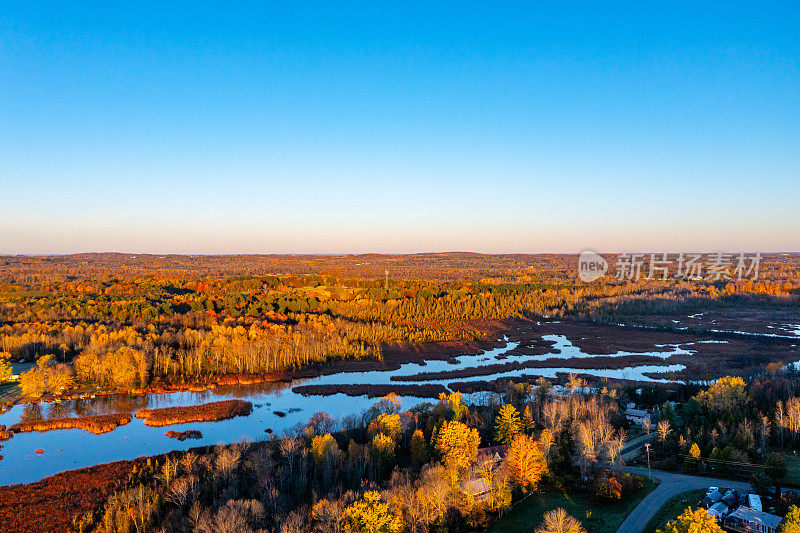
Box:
[9, 413, 131, 435]
[135, 399, 252, 426]
[163, 429, 203, 440]
[0, 458, 140, 533]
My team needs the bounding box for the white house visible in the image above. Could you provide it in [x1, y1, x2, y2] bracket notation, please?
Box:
[724, 507, 782, 533]
[624, 408, 651, 425]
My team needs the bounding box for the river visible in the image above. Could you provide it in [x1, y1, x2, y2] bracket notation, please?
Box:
[0, 333, 688, 486]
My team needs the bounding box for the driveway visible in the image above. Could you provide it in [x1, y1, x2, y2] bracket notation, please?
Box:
[616, 467, 752, 533]
[620, 433, 655, 462]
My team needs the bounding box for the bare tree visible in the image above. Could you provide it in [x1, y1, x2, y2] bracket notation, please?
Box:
[166, 476, 197, 508]
[280, 510, 310, 533]
[776, 401, 786, 448]
[280, 436, 302, 477]
[760, 416, 771, 452]
[575, 422, 597, 479]
[160, 455, 179, 486]
[215, 447, 241, 481]
[606, 430, 626, 470]
[657, 420, 671, 443]
[535, 507, 586, 533]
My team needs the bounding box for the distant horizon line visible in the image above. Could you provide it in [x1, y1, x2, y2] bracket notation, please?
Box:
[1, 250, 798, 257]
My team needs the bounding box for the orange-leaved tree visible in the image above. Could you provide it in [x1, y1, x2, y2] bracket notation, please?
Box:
[506, 434, 547, 491]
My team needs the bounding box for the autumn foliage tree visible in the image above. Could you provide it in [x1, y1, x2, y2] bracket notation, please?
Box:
[434, 420, 480, 471]
[371, 433, 396, 467]
[0, 352, 12, 382]
[689, 443, 701, 459]
[312, 433, 339, 464]
[434, 392, 467, 422]
[410, 429, 428, 465]
[343, 491, 402, 533]
[657, 507, 723, 533]
[494, 404, 521, 445]
[505, 434, 547, 491]
[779, 505, 800, 533]
[371, 413, 402, 442]
[74, 346, 148, 389]
[18, 355, 73, 398]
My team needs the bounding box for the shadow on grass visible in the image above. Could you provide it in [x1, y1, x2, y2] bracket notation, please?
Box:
[488, 476, 658, 533]
[642, 489, 706, 533]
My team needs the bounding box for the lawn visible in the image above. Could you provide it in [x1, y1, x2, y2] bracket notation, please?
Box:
[642, 489, 706, 533]
[781, 451, 800, 487]
[487, 476, 658, 533]
[0, 382, 21, 407]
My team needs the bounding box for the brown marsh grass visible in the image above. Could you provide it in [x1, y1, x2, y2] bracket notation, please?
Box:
[9, 413, 132, 435]
[135, 399, 253, 427]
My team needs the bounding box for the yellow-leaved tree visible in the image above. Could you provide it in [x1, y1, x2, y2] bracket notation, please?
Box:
[312, 433, 339, 463]
[694, 376, 748, 416]
[374, 413, 402, 442]
[0, 352, 12, 383]
[371, 433, 395, 466]
[779, 505, 800, 533]
[689, 443, 701, 459]
[410, 429, 428, 465]
[657, 507, 723, 533]
[344, 491, 402, 533]
[435, 420, 480, 471]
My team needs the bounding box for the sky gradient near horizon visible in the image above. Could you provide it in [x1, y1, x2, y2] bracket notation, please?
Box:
[1, 2, 799, 254]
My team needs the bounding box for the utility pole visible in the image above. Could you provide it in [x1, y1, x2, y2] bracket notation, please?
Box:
[645, 443, 651, 469]
[384, 268, 388, 290]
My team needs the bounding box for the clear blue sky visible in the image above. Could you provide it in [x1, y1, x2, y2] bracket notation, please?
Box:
[1, 2, 798, 254]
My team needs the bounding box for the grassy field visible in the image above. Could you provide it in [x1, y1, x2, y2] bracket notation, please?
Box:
[487, 476, 658, 533]
[0, 361, 32, 408]
[781, 451, 800, 487]
[642, 489, 706, 533]
[0, 382, 21, 407]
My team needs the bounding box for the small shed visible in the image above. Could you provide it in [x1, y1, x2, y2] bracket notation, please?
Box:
[702, 489, 723, 508]
[747, 494, 762, 512]
[707, 501, 728, 520]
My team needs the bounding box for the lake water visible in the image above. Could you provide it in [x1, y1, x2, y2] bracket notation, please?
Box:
[0, 334, 687, 486]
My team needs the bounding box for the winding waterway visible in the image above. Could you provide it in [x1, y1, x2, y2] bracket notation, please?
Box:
[0, 334, 688, 485]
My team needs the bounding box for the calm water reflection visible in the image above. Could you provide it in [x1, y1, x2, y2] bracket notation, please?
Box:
[0, 334, 688, 485]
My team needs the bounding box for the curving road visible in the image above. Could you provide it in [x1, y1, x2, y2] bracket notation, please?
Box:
[616, 467, 752, 533]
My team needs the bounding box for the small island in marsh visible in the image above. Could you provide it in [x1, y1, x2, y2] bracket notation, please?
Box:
[9, 413, 132, 435]
[135, 399, 253, 427]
